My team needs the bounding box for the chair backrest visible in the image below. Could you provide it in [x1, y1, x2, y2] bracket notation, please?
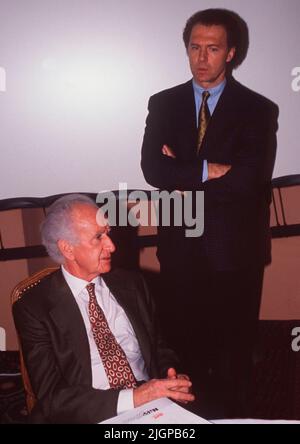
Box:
[11, 267, 58, 413]
[271, 174, 300, 238]
[261, 174, 300, 320]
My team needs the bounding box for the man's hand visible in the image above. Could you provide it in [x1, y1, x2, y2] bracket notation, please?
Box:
[208, 162, 231, 180]
[162, 145, 188, 196]
[167, 367, 192, 404]
[133, 369, 195, 408]
[162, 144, 176, 158]
[167, 367, 190, 387]
[162, 145, 231, 183]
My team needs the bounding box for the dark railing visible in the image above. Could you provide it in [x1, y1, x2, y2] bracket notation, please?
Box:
[0, 191, 157, 262]
[1, 176, 300, 261]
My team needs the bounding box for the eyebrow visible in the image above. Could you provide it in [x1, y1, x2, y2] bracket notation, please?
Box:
[190, 42, 221, 47]
[96, 225, 110, 235]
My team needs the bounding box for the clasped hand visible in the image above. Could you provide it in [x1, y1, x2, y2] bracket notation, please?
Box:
[133, 367, 195, 408]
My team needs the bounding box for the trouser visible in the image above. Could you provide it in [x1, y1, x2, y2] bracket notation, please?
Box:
[158, 261, 264, 419]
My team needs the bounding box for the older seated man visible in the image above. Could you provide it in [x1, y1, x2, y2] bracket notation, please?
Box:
[13, 194, 194, 423]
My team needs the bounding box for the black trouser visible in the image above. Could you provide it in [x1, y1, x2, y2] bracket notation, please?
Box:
[158, 260, 264, 419]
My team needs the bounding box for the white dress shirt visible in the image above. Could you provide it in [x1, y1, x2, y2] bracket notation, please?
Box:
[61, 266, 149, 414]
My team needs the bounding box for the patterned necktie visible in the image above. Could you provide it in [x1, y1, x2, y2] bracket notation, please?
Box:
[197, 91, 211, 154]
[86, 283, 137, 389]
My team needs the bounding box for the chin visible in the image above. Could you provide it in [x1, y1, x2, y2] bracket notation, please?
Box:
[196, 74, 210, 82]
[100, 264, 112, 274]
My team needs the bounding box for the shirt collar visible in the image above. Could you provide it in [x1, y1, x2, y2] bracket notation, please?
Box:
[192, 78, 226, 98]
[61, 265, 102, 299]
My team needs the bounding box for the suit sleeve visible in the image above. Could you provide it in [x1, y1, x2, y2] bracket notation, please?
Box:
[202, 102, 279, 203]
[141, 95, 204, 190]
[13, 301, 120, 424]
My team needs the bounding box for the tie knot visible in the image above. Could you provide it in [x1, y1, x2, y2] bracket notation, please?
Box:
[202, 91, 210, 101]
[86, 283, 95, 297]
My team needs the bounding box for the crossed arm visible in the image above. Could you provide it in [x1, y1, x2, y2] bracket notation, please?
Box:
[162, 144, 231, 180]
[141, 93, 278, 202]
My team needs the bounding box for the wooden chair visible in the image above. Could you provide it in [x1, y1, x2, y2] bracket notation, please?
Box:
[11, 267, 58, 413]
[271, 174, 300, 238]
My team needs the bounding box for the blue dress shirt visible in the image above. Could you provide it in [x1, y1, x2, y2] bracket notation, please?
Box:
[192, 79, 226, 181]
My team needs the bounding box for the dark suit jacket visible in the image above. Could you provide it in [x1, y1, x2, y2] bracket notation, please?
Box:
[13, 268, 179, 424]
[141, 77, 279, 271]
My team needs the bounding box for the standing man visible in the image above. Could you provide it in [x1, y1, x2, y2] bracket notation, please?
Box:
[141, 9, 278, 418]
[13, 194, 194, 423]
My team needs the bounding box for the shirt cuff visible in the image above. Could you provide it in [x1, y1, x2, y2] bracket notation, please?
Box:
[117, 389, 134, 415]
[202, 159, 208, 182]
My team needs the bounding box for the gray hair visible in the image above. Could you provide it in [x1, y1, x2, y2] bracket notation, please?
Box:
[41, 194, 98, 264]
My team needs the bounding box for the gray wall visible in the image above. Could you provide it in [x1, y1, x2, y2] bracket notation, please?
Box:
[0, 0, 299, 198]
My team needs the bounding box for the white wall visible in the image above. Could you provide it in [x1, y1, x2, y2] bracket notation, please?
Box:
[0, 0, 299, 198]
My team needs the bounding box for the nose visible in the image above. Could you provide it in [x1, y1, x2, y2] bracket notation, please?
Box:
[104, 233, 116, 253]
[198, 48, 208, 62]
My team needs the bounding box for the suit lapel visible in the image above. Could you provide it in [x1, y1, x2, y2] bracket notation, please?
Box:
[200, 77, 241, 159]
[46, 269, 153, 381]
[170, 80, 198, 160]
[47, 270, 92, 383]
[176, 78, 240, 160]
[178, 80, 198, 134]
[103, 272, 152, 372]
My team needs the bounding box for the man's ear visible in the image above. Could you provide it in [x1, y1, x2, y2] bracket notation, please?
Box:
[226, 47, 236, 63]
[57, 239, 74, 261]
